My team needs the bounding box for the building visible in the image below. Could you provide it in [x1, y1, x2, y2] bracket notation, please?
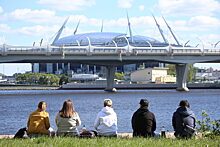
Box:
[32, 15, 182, 75]
[130, 67, 176, 84]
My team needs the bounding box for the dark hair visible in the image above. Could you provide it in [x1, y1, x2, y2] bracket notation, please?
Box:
[179, 100, 190, 108]
[139, 99, 149, 107]
[59, 100, 75, 118]
[38, 101, 46, 109]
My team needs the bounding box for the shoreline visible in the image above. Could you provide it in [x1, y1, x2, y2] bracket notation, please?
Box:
[0, 132, 176, 139]
[0, 83, 220, 90]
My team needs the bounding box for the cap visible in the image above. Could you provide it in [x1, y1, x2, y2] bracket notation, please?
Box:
[139, 99, 149, 106]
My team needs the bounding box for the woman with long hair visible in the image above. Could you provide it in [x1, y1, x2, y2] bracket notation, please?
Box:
[55, 100, 81, 137]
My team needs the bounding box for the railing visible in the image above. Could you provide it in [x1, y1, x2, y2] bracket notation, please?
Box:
[1, 44, 220, 56]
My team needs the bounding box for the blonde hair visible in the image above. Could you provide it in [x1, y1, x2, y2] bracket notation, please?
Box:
[59, 100, 75, 118]
[104, 99, 112, 107]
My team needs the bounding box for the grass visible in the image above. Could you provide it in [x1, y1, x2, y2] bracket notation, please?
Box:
[0, 136, 220, 147]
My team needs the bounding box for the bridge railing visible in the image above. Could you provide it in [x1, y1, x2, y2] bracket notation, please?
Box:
[1, 44, 220, 56]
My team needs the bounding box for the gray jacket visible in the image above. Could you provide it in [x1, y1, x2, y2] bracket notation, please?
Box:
[55, 112, 81, 136]
[172, 106, 196, 137]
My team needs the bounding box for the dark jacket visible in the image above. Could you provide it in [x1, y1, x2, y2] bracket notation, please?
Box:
[172, 106, 196, 137]
[131, 106, 156, 137]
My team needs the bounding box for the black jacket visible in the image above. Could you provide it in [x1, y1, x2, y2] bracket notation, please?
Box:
[131, 106, 156, 137]
[172, 106, 196, 137]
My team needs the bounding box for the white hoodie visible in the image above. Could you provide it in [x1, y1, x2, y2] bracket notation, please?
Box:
[94, 106, 117, 134]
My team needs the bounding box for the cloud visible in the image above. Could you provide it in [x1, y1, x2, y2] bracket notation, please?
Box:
[0, 9, 63, 24]
[0, 6, 3, 13]
[37, 0, 95, 11]
[188, 16, 220, 30]
[117, 0, 133, 8]
[157, 0, 220, 16]
[0, 24, 12, 33]
[139, 5, 145, 11]
[17, 25, 59, 37]
[0, 36, 6, 44]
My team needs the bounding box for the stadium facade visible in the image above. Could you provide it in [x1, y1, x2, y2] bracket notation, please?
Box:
[32, 15, 182, 76]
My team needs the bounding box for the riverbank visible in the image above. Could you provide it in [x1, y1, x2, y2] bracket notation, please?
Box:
[1, 83, 220, 90]
[62, 83, 220, 90]
[0, 85, 60, 90]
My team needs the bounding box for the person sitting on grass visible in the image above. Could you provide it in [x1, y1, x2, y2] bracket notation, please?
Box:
[131, 99, 157, 137]
[27, 101, 51, 137]
[172, 100, 196, 138]
[55, 100, 81, 137]
[94, 99, 118, 137]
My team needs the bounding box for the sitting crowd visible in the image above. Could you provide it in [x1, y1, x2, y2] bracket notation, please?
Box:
[26, 98, 196, 138]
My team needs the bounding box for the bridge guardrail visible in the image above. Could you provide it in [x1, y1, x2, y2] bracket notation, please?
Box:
[0, 44, 220, 56]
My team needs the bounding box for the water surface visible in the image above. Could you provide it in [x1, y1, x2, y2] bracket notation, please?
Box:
[0, 89, 219, 135]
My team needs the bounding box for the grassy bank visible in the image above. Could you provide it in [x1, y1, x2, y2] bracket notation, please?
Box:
[1, 136, 220, 147]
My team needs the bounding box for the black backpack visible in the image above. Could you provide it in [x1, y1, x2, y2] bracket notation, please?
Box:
[14, 127, 27, 139]
[80, 130, 98, 138]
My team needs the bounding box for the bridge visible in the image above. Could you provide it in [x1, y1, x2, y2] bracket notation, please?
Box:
[1, 44, 220, 92]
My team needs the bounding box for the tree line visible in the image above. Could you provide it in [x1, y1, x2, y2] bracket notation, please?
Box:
[16, 73, 60, 86]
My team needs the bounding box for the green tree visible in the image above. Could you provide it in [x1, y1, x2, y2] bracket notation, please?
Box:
[187, 64, 197, 82]
[166, 64, 197, 82]
[115, 73, 124, 80]
[16, 73, 60, 86]
[166, 64, 176, 75]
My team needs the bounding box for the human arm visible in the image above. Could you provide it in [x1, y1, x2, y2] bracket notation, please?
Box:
[172, 112, 176, 130]
[27, 116, 30, 128]
[55, 113, 59, 126]
[94, 113, 100, 130]
[44, 113, 50, 130]
[152, 113, 156, 132]
[75, 112, 81, 126]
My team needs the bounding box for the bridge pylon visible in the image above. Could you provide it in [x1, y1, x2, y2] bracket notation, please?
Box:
[104, 65, 117, 92]
[176, 63, 189, 91]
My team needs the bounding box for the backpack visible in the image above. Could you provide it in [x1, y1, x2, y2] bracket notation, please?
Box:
[14, 127, 27, 139]
[181, 116, 196, 137]
[80, 130, 97, 138]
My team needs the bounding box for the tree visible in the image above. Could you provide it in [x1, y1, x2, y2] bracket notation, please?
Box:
[166, 64, 176, 75]
[16, 73, 60, 86]
[187, 64, 197, 82]
[166, 63, 197, 82]
[115, 73, 124, 80]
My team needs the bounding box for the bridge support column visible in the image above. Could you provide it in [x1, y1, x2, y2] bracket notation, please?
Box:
[104, 65, 116, 92]
[176, 64, 189, 91]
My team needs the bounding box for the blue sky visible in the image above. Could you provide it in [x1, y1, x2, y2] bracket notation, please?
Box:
[0, 0, 220, 75]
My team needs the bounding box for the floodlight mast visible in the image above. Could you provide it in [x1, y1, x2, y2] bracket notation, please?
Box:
[52, 17, 69, 45]
[73, 20, 80, 35]
[127, 12, 133, 43]
[152, 14, 168, 44]
[162, 16, 180, 45]
[101, 20, 103, 32]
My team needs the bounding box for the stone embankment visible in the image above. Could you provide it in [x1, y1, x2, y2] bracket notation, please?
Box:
[0, 85, 59, 90]
[1, 83, 220, 90]
[62, 83, 220, 90]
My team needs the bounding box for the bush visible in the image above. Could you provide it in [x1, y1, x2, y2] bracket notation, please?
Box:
[196, 110, 220, 137]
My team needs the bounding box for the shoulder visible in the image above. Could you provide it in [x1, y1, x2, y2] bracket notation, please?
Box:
[73, 112, 79, 117]
[43, 111, 49, 117]
[148, 111, 156, 117]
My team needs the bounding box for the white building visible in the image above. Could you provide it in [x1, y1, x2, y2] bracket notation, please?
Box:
[130, 67, 176, 84]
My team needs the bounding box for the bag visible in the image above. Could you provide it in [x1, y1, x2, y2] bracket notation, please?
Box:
[80, 130, 97, 138]
[14, 127, 27, 138]
[184, 125, 195, 136]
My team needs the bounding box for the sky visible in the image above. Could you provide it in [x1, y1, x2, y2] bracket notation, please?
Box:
[0, 0, 220, 75]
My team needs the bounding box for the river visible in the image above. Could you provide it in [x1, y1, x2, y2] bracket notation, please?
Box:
[0, 89, 219, 135]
